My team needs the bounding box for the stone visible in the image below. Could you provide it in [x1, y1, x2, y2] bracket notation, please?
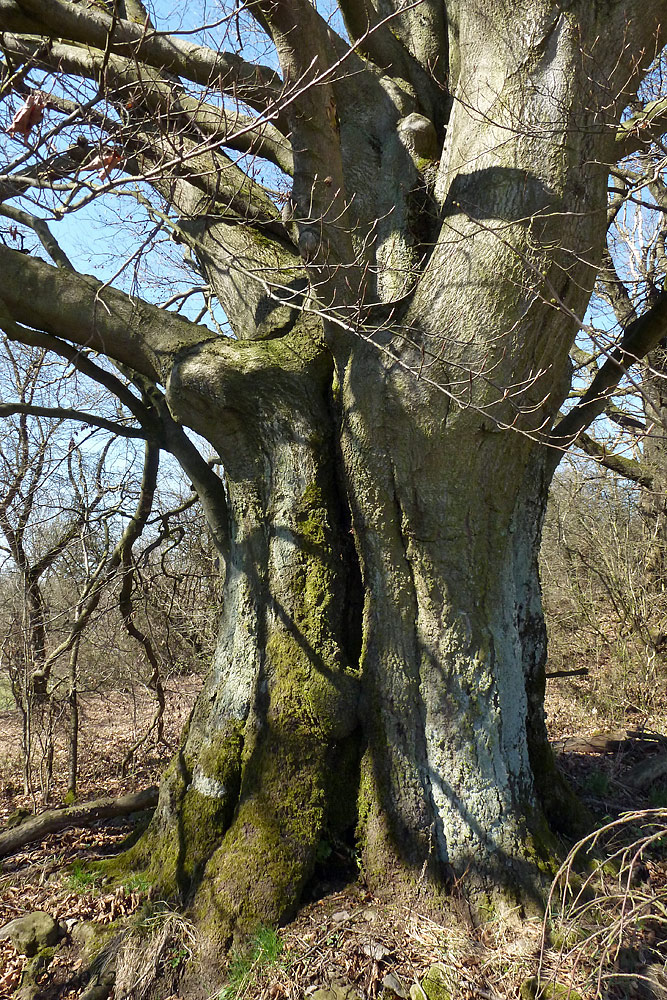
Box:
[420, 964, 456, 1000]
[0, 911, 62, 956]
[382, 971, 409, 998]
[310, 983, 362, 1000]
[520, 977, 583, 1000]
[79, 982, 114, 1000]
[15, 947, 56, 1000]
[637, 963, 667, 1000]
[362, 939, 390, 961]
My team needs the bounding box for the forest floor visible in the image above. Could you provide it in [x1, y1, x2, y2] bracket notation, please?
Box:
[0, 673, 666, 1000]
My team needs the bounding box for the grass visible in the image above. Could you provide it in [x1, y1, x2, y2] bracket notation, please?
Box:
[219, 927, 288, 1000]
[67, 862, 103, 892]
[66, 863, 152, 897]
[582, 770, 611, 798]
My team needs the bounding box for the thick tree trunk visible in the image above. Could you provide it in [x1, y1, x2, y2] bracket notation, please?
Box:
[116, 322, 586, 938]
[116, 321, 362, 945]
[335, 343, 587, 916]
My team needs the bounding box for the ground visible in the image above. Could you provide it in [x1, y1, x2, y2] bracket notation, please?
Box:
[1, 671, 666, 1000]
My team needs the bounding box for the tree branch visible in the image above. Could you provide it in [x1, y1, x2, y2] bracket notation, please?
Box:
[617, 95, 667, 157]
[0, 245, 216, 384]
[0, 204, 73, 268]
[0, 322, 157, 431]
[0, 33, 293, 175]
[4, 0, 284, 115]
[550, 290, 667, 452]
[336, 0, 446, 117]
[346, 0, 447, 91]
[577, 431, 654, 488]
[0, 400, 147, 438]
[0, 786, 158, 857]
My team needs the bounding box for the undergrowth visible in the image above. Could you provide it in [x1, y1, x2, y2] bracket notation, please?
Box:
[219, 927, 289, 1000]
[539, 808, 667, 999]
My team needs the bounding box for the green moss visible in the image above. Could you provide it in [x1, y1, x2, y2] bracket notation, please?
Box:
[420, 964, 455, 1000]
[193, 754, 327, 942]
[520, 977, 582, 1000]
[102, 457, 358, 947]
[6, 806, 30, 829]
[96, 723, 244, 903]
[71, 920, 119, 963]
[193, 634, 357, 942]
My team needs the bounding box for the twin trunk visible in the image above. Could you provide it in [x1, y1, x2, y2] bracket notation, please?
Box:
[125, 325, 579, 942]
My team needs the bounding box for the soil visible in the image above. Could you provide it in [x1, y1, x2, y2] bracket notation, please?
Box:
[0, 675, 666, 1000]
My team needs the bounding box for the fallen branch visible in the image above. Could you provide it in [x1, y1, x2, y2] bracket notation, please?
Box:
[552, 729, 667, 755]
[626, 751, 667, 789]
[0, 786, 158, 858]
[545, 667, 589, 679]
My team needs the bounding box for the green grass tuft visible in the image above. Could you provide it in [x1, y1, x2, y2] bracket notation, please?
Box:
[219, 927, 287, 1000]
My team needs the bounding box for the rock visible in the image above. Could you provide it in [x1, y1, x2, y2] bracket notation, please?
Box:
[418, 964, 457, 1000]
[637, 962, 667, 1000]
[71, 919, 117, 961]
[79, 981, 114, 1000]
[362, 939, 391, 961]
[14, 945, 56, 1000]
[0, 911, 62, 956]
[382, 971, 409, 998]
[520, 977, 582, 1000]
[310, 983, 362, 1000]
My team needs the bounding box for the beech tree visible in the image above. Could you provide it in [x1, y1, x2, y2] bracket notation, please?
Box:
[1, 0, 667, 946]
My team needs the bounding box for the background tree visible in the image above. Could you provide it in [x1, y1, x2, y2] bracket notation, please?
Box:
[0, 0, 666, 954]
[0, 336, 218, 802]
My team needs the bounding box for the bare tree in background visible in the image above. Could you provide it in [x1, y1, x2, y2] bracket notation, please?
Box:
[0, 0, 666, 948]
[0, 341, 218, 801]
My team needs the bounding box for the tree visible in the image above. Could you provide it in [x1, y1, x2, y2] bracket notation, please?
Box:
[0, 0, 666, 949]
[0, 337, 217, 801]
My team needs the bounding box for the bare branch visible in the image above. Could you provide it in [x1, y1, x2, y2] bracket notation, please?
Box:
[0, 203, 73, 268]
[0, 246, 216, 383]
[617, 94, 667, 157]
[0, 33, 293, 175]
[577, 431, 654, 488]
[3, 0, 284, 114]
[550, 290, 667, 451]
[0, 399, 146, 438]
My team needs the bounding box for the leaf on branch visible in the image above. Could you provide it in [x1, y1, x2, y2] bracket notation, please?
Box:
[80, 149, 124, 179]
[6, 91, 48, 141]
